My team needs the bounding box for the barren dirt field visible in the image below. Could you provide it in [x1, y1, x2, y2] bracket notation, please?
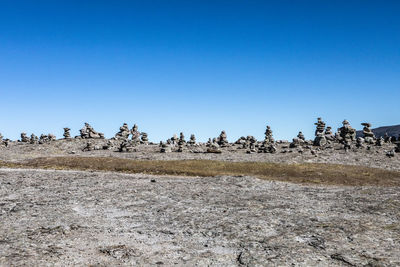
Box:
[1, 168, 399, 266]
[1, 140, 400, 266]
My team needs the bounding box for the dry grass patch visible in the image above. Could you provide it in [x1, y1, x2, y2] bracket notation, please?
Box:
[1, 157, 400, 186]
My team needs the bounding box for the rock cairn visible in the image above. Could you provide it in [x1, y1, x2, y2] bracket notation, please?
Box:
[38, 134, 55, 144]
[187, 134, 196, 145]
[384, 133, 391, 143]
[264, 126, 274, 144]
[82, 141, 94, 152]
[115, 123, 130, 140]
[171, 134, 179, 145]
[356, 137, 364, 148]
[119, 140, 137, 152]
[79, 123, 104, 139]
[131, 124, 141, 143]
[30, 134, 38, 144]
[325, 126, 335, 141]
[141, 132, 149, 144]
[376, 137, 384, 146]
[246, 136, 257, 153]
[160, 142, 172, 153]
[362, 123, 375, 144]
[395, 142, 400, 153]
[313, 118, 327, 146]
[179, 132, 186, 144]
[339, 120, 356, 149]
[20, 133, 29, 143]
[63, 128, 71, 139]
[260, 126, 276, 153]
[297, 131, 305, 141]
[217, 131, 229, 147]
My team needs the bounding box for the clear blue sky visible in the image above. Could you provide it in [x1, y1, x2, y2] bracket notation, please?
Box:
[1, 1, 399, 141]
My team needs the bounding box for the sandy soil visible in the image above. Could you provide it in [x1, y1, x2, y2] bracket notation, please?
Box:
[1, 168, 399, 266]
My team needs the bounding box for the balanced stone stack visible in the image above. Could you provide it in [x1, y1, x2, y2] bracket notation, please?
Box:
[39, 134, 50, 144]
[247, 136, 257, 153]
[297, 131, 305, 141]
[115, 123, 130, 140]
[259, 126, 276, 153]
[141, 132, 149, 144]
[179, 132, 186, 144]
[362, 123, 375, 144]
[63, 128, 71, 139]
[187, 134, 196, 145]
[48, 134, 56, 141]
[339, 120, 356, 149]
[376, 137, 384, 146]
[82, 141, 94, 152]
[79, 123, 104, 139]
[264, 126, 274, 145]
[30, 134, 38, 144]
[395, 142, 400, 153]
[325, 126, 335, 141]
[160, 142, 172, 153]
[131, 124, 141, 143]
[384, 133, 391, 143]
[356, 137, 364, 148]
[171, 134, 179, 145]
[217, 131, 229, 147]
[291, 131, 306, 148]
[119, 140, 136, 152]
[235, 136, 247, 146]
[313, 118, 327, 146]
[20, 133, 29, 143]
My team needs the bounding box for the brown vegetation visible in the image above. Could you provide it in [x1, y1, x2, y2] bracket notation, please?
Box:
[1, 156, 400, 186]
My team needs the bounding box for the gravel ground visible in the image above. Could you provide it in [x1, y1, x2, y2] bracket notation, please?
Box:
[1, 139, 400, 171]
[1, 168, 399, 266]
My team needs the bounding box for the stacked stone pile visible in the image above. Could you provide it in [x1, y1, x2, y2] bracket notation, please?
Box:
[20, 133, 29, 143]
[179, 133, 186, 144]
[217, 131, 229, 147]
[63, 128, 71, 139]
[187, 134, 196, 145]
[160, 142, 172, 153]
[362, 123, 376, 144]
[376, 137, 384, 146]
[313, 118, 327, 146]
[339, 120, 356, 149]
[325, 126, 335, 141]
[246, 136, 257, 153]
[297, 131, 305, 141]
[82, 141, 94, 152]
[115, 123, 130, 140]
[30, 134, 38, 144]
[395, 142, 400, 153]
[264, 126, 274, 144]
[141, 133, 149, 144]
[170, 134, 179, 145]
[260, 126, 276, 153]
[78, 123, 104, 139]
[235, 136, 247, 146]
[119, 140, 137, 152]
[131, 124, 141, 143]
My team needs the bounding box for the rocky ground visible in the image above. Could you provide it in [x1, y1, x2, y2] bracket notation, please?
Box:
[1, 140, 400, 266]
[1, 168, 399, 266]
[1, 139, 400, 171]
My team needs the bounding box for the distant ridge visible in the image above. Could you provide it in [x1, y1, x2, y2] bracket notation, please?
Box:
[356, 124, 400, 138]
